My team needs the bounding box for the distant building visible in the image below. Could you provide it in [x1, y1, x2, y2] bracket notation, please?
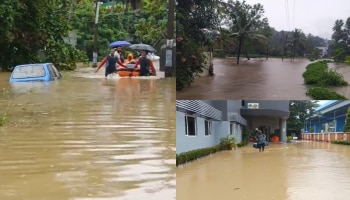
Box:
[302, 100, 350, 142]
[316, 46, 328, 58]
[303, 100, 350, 133]
[176, 100, 290, 154]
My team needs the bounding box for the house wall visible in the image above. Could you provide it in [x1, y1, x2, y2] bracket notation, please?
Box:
[176, 111, 243, 154]
[177, 111, 232, 154]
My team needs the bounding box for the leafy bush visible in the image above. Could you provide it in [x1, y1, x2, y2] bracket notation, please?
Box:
[176, 145, 223, 166]
[345, 56, 350, 65]
[237, 141, 245, 147]
[213, 49, 226, 58]
[303, 61, 347, 86]
[344, 108, 350, 132]
[307, 87, 347, 100]
[331, 140, 350, 145]
[220, 135, 237, 150]
[287, 136, 293, 143]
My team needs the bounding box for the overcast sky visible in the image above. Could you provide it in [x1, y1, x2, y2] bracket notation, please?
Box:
[242, 0, 350, 40]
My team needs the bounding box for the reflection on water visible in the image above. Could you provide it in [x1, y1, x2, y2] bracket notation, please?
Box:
[177, 141, 350, 200]
[0, 71, 175, 200]
[177, 58, 312, 100]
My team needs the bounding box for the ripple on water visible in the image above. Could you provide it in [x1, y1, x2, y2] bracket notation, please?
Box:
[112, 154, 161, 160]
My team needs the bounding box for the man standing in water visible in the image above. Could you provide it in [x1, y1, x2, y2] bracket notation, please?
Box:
[95, 49, 124, 77]
[255, 130, 266, 152]
[133, 50, 156, 76]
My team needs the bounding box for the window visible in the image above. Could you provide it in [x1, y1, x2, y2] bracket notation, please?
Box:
[205, 120, 212, 136]
[230, 122, 233, 135]
[12, 65, 46, 78]
[51, 64, 62, 79]
[185, 115, 196, 136]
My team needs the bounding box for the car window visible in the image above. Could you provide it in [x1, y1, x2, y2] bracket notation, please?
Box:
[47, 64, 57, 78]
[12, 65, 46, 79]
[51, 64, 61, 78]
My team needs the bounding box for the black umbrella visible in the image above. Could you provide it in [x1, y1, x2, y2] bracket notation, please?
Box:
[129, 44, 155, 52]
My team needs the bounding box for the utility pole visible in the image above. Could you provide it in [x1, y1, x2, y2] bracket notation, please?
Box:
[164, 0, 175, 77]
[92, 1, 102, 68]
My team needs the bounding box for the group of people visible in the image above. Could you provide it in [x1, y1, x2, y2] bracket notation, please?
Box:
[95, 46, 157, 77]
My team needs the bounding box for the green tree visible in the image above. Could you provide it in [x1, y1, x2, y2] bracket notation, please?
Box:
[176, 0, 219, 90]
[331, 17, 350, 62]
[219, 0, 268, 65]
[287, 100, 319, 134]
[0, 0, 86, 71]
[344, 108, 350, 132]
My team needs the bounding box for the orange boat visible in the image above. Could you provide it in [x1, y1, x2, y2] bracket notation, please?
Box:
[117, 68, 140, 77]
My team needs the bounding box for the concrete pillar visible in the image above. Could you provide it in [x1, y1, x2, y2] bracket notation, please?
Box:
[279, 118, 287, 142]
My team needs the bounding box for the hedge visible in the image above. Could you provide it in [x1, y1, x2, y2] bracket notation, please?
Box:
[331, 140, 350, 145]
[176, 144, 224, 166]
[307, 87, 347, 100]
[303, 61, 347, 86]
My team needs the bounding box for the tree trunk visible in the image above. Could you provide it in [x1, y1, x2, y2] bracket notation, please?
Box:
[237, 38, 243, 65]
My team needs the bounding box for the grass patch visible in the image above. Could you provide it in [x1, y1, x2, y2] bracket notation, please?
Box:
[303, 61, 348, 99]
[331, 140, 350, 145]
[176, 144, 232, 166]
[307, 87, 347, 100]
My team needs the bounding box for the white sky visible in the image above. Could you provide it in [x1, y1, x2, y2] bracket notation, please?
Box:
[242, 0, 350, 40]
[317, 100, 330, 106]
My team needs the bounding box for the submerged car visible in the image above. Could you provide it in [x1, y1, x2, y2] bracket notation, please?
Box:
[9, 63, 62, 83]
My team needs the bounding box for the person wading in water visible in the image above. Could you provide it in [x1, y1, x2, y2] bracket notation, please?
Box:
[255, 130, 266, 152]
[133, 50, 156, 76]
[95, 49, 127, 77]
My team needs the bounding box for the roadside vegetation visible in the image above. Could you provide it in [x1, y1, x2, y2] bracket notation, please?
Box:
[176, 135, 236, 166]
[303, 60, 348, 99]
[331, 140, 350, 145]
[0, 0, 168, 71]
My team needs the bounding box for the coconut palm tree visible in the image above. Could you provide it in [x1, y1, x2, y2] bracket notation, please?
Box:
[219, 0, 268, 65]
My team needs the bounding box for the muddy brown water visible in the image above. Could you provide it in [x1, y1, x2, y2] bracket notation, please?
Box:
[177, 58, 312, 100]
[177, 141, 350, 200]
[329, 62, 350, 99]
[0, 69, 175, 200]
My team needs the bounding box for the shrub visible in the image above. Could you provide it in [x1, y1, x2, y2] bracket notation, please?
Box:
[213, 49, 226, 58]
[176, 145, 223, 166]
[331, 140, 350, 145]
[344, 108, 350, 132]
[307, 87, 347, 100]
[287, 136, 293, 143]
[237, 141, 245, 147]
[303, 61, 347, 87]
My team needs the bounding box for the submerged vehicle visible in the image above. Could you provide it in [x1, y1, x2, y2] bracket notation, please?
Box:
[9, 63, 62, 83]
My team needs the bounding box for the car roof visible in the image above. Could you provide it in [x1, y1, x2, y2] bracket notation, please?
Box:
[15, 63, 53, 67]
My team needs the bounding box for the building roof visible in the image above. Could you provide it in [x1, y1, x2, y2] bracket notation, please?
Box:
[316, 100, 339, 111]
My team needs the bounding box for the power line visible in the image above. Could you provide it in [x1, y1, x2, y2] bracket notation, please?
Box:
[293, 0, 295, 31]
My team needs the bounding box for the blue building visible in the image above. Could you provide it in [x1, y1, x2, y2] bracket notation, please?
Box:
[303, 100, 350, 133]
[176, 100, 290, 154]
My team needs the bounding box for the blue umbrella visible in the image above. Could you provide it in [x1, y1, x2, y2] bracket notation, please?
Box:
[109, 41, 131, 48]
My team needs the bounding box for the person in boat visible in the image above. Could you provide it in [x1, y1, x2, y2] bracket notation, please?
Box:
[255, 130, 266, 152]
[124, 53, 137, 64]
[115, 47, 125, 64]
[95, 49, 127, 77]
[133, 50, 156, 76]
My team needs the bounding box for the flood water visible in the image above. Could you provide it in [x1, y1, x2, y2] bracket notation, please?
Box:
[0, 69, 176, 200]
[329, 62, 350, 99]
[177, 58, 312, 100]
[177, 141, 350, 200]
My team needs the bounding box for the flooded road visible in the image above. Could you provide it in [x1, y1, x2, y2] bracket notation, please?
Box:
[0, 70, 176, 200]
[177, 141, 350, 200]
[177, 58, 312, 100]
[330, 62, 350, 99]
